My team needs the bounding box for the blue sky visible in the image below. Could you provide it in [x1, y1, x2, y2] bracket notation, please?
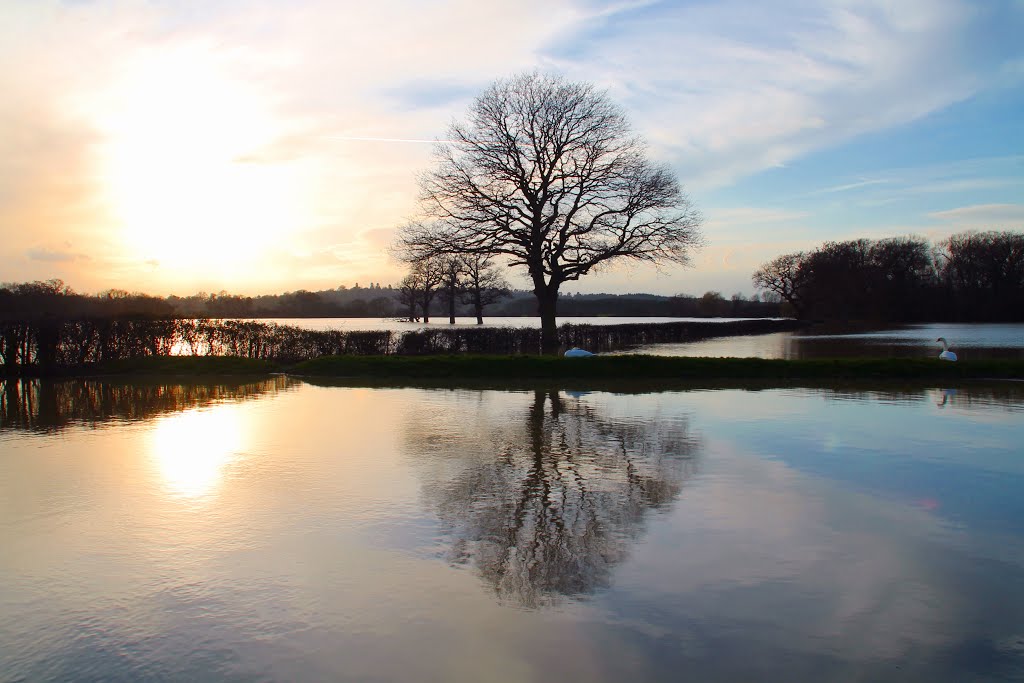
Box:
[0, 0, 1021, 296]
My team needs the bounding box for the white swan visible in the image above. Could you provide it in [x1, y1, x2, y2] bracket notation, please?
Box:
[937, 337, 957, 362]
[564, 347, 595, 358]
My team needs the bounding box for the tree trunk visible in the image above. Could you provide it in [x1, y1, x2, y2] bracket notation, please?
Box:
[535, 286, 560, 355]
[420, 294, 431, 323]
[448, 290, 456, 324]
[474, 291, 484, 325]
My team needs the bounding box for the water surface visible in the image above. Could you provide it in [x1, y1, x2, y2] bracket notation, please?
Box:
[249, 315, 760, 331]
[625, 322, 1024, 360]
[2, 378, 1024, 681]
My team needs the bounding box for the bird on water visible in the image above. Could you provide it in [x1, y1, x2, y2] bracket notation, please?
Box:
[937, 337, 957, 361]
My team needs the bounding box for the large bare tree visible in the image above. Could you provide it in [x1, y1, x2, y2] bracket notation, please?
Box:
[400, 72, 703, 353]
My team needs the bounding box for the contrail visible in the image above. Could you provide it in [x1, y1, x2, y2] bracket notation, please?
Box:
[325, 135, 458, 144]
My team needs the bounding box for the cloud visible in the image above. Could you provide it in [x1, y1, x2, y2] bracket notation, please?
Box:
[705, 207, 810, 228]
[784, 156, 1024, 217]
[928, 203, 1024, 227]
[26, 247, 90, 263]
[551, 0, 1020, 189]
[801, 179, 892, 196]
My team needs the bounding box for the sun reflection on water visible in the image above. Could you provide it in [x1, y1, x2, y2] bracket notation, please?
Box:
[149, 407, 243, 499]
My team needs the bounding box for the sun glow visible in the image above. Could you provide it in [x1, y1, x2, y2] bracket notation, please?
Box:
[149, 406, 244, 499]
[96, 47, 307, 279]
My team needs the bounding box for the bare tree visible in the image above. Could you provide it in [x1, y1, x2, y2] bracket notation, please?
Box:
[397, 273, 421, 322]
[400, 72, 703, 353]
[438, 256, 464, 324]
[459, 254, 511, 324]
[406, 257, 444, 323]
[752, 252, 809, 318]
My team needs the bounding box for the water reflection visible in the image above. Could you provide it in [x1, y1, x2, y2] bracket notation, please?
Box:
[407, 389, 699, 608]
[150, 408, 245, 499]
[623, 322, 1024, 360]
[818, 384, 1024, 413]
[936, 387, 957, 408]
[0, 377, 294, 432]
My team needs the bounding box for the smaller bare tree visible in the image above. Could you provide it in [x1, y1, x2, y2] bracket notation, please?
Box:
[397, 273, 421, 322]
[411, 257, 445, 323]
[438, 256, 464, 324]
[459, 255, 511, 324]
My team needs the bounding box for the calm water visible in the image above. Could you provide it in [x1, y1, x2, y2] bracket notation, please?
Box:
[247, 318, 1023, 360]
[250, 316, 759, 331]
[2, 378, 1024, 681]
[625, 322, 1024, 360]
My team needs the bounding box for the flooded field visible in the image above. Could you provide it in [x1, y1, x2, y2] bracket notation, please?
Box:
[2, 377, 1023, 681]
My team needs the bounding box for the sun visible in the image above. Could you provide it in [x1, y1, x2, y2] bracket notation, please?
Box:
[96, 46, 307, 280]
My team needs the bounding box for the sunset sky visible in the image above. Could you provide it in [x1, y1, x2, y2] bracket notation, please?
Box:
[2, 0, 1022, 297]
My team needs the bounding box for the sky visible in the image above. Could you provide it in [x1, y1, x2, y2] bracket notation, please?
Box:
[1, 0, 1022, 298]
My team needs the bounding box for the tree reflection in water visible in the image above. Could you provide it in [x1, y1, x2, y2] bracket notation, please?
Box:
[0, 377, 294, 432]
[412, 389, 700, 608]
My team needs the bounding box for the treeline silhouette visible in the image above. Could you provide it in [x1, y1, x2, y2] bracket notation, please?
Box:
[1, 279, 783, 321]
[498, 291, 780, 318]
[753, 231, 1024, 322]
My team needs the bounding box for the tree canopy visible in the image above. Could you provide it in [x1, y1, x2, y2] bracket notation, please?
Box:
[752, 231, 1024, 322]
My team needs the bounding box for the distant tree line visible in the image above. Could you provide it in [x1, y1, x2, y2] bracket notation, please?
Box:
[752, 231, 1024, 322]
[2, 278, 784, 323]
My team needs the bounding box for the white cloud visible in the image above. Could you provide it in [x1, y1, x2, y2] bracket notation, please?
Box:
[705, 207, 810, 228]
[553, 0, 1013, 189]
[26, 247, 90, 263]
[928, 203, 1024, 227]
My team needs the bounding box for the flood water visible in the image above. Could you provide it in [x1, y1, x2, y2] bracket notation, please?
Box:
[249, 316, 760, 331]
[2, 377, 1024, 681]
[625, 322, 1024, 360]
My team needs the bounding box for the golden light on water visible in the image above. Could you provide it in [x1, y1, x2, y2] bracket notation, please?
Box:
[149, 406, 243, 499]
